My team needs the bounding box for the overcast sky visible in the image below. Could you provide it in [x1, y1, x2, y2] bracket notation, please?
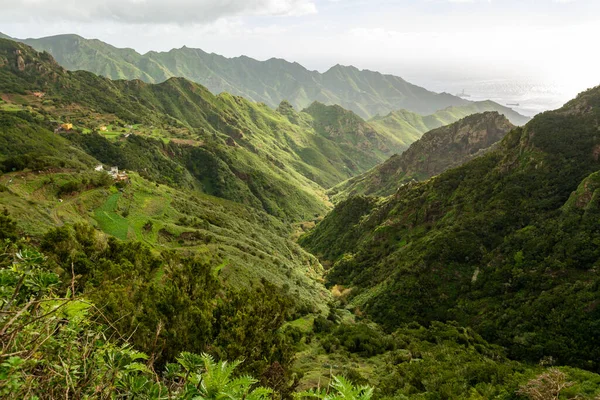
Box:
[1, 0, 599, 94]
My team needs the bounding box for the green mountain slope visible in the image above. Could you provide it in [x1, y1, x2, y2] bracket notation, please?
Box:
[0, 111, 96, 170]
[2, 32, 527, 122]
[330, 112, 515, 202]
[2, 37, 600, 399]
[300, 101, 410, 169]
[1, 38, 427, 221]
[300, 85, 600, 371]
[369, 100, 529, 143]
[0, 111, 329, 308]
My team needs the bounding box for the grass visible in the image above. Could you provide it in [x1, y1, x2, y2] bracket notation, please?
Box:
[0, 169, 332, 312]
[286, 315, 315, 333]
[0, 103, 23, 112]
[93, 191, 130, 240]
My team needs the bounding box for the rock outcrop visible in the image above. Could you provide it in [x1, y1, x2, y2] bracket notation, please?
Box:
[328, 112, 515, 202]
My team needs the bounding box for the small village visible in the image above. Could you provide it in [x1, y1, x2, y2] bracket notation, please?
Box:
[94, 164, 129, 182]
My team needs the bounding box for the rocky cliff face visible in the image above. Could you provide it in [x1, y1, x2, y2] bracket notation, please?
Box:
[14, 49, 25, 71]
[397, 111, 514, 179]
[328, 112, 515, 202]
[0, 39, 66, 89]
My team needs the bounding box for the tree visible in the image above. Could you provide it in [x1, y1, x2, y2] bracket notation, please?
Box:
[0, 208, 17, 242]
[517, 369, 574, 400]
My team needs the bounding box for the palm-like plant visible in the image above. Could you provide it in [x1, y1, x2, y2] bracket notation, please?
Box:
[294, 376, 373, 400]
[176, 352, 272, 400]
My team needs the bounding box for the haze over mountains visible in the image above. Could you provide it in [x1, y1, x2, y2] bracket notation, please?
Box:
[2, 32, 528, 125]
[2, 30, 600, 399]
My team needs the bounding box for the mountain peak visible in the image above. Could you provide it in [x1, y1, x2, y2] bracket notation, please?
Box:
[324, 63, 359, 74]
[303, 101, 362, 120]
[398, 111, 515, 177]
[6, 32, 529, 121]
[277, 99, 295, 112]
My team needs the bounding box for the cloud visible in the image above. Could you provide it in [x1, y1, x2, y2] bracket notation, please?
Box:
[445, 0, 492, 3]
[0, 0, 317, 24]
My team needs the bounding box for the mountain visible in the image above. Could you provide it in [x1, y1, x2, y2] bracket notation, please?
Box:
[2, 36, 528, 199]
[370, 99, 529, 141]
[1, 32, 527, 123]
[300, 84, 600, 371]
[0, 57, 331, 313]
[330, 112, 515, 202]
[2, 38, 600, 399]
[302, 101, 408, 160]
[0, 38, 420, 221]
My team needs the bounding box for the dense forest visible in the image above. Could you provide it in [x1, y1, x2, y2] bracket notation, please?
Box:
[301, 84, 600, 374]
[1, 38, 600, 399]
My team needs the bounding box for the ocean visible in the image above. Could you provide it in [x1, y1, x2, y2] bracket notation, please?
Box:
[414, 78, 587, 117]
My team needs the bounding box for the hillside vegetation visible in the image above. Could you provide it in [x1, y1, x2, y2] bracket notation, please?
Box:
[1, 38, 600, 399]
[330, 112, 515, 202]
[2, 38, 413, 221]
[370, 99, 529, 142]
[4, 32, 529, 122]
[301, 84, 600, 374]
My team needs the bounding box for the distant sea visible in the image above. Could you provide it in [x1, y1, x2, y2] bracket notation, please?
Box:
[414, 78, 585, 117]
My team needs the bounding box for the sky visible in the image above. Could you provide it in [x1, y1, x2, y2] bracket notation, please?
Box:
[1, 0, 599, 101]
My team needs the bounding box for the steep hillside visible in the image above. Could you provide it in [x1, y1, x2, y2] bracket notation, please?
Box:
[300, 85, 600, 371]
[2, 36, 600, 400]
[300, 102, 409, 170]
[3, 32, 525, 122]
[370, 99, 529, 140]
[0, 111, 329, 307]
[0, 38, 424, 221]
[330, 112, 515, 201]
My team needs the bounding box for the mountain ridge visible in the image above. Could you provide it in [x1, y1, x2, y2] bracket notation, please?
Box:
[0, 31, 526, 123]
[329, 111, 515, 202]
[300, 83, 600, 370]
[2, 33, 600, 399]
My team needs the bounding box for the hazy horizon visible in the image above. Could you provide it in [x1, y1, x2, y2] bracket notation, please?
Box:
[2, 0, 599, 115]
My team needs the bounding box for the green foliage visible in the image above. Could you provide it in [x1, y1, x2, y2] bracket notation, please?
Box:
[212, 280, 296, 373]
[38, 223, 302, 381]
[0, 236, 374, 399]
[7, 34, 526, 120]
[0, 246, 270, 398]
[295, 375, 373, 400]
[174, 352, 272, 400]
[299, 196, 378, 260]
[66, 132, 197, 188]
[319, 323, 395, 357]
[330, 112, 515, 202]
[0, 208, 17, 241]
[298, 319, 600, 399]
[0, 111, 94, 172]
[302, 85, 600, 372]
